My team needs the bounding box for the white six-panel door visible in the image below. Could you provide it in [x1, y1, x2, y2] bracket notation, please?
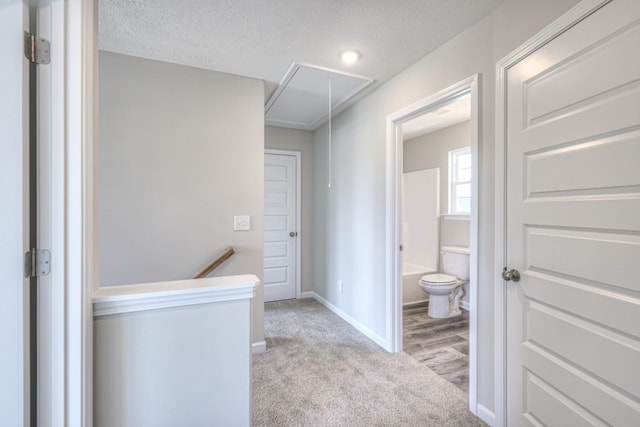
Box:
[504, 0, 640, 424]
[264, 152, 299, 302]
[0, 2, 30, 424]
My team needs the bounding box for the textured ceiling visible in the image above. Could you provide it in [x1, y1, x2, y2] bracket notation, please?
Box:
[99, 0, 505, 102]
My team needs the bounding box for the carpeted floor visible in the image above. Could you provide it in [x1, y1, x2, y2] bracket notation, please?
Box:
[252, 299, 486, 426]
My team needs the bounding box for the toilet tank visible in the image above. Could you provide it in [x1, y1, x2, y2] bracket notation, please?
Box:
[441, 246, 470, 280]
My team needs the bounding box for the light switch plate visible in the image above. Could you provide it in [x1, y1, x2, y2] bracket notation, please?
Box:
[234, 215, 251, 231]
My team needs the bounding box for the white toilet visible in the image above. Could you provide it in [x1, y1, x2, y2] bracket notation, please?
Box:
[418, 246, 470, 318]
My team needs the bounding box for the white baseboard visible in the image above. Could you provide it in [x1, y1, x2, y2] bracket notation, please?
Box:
[476, 404, 495, 426]
[402, 298, 429, 307]
[403, 298, 470, 311]
[308, 292, 388, 350]
[251, 340, 266, 354]
[299, 291, 315, 299]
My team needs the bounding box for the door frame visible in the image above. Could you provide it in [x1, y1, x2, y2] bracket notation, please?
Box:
[43, 0, 97, 425]
[264, 149, 302, 299]
[494, 1, 610, 425]
[1, 1, 95, 424]
[385, 74, 480, 413]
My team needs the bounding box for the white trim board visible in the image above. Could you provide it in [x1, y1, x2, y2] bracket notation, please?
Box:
[385, 74, 480, 416]
[264, 149, 302, 300]
[477, 404, 495, 426]
[404, 299, 469, 310]
[493, 1, 610, 426]
[252, 341, 266, 354]
[93, 276, 259, 317]
[402, 299, 430, 307]
[53, 1, 97, 425]
[306, 292, 388, 350]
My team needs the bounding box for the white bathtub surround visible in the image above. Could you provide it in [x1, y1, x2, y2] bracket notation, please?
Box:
[402, 168, 439, 304]
[402, 263, 435, 305]
[402, 169, 440, 269]
[93, 275, 258, 427]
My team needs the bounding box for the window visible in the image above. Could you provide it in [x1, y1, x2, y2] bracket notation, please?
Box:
[448, 147, 471, 215]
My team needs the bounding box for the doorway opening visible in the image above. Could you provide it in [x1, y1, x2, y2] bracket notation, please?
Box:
[385, 75, 480, 412]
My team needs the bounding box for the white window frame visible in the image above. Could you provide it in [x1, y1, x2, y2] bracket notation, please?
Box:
[448, 146, 471, 215]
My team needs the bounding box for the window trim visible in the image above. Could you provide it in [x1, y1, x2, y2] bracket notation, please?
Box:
[448, 146, 471, 215]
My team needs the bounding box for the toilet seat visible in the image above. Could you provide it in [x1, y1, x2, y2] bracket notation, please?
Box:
[420, 273, 458, 286]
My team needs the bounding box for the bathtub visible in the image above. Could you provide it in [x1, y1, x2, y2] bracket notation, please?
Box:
[402, 263, 436, 305]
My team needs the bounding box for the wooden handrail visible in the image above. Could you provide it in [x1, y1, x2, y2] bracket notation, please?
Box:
[193, 247, 235, 279]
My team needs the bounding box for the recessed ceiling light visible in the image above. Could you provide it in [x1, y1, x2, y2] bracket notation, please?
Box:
[340, 50, 360, 65]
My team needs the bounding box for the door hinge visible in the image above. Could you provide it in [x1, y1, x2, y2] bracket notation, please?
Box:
[24, 31, 50, 64]
[399, 244, 404, 252]
[25, 249, 51, 278]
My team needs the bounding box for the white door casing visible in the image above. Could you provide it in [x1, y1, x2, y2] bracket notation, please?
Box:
[386, 74, 480, 416]
[497, 0, 640, 424]
[1, 1, 97, 425]
[1, 3, 82, 424]
[264, 150, 301, 302]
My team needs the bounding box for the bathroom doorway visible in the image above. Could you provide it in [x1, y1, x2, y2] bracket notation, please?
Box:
[385, 75, 480, 410]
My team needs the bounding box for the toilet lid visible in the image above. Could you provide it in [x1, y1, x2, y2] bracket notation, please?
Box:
[420, 273, 457, 285]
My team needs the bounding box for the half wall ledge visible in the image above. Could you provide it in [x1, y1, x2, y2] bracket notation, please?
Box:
[93, 274, 259, 317]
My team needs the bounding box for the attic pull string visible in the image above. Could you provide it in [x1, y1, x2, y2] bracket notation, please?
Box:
[328, 78, 332, 189]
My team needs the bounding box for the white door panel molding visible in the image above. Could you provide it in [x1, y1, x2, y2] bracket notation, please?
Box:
[496, 0, 640, 424]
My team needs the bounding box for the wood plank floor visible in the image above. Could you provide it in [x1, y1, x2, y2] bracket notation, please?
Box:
[403, 301, 469, 393]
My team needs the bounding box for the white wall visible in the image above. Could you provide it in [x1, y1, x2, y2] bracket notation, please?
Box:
[311, 0, 578, 416]
[264, 126, 314, 293]
[98, 51, 265, 345]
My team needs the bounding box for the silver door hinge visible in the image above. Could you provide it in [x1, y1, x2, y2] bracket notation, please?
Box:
[25, 249, 51, 278]
[24, 31, 50, 64]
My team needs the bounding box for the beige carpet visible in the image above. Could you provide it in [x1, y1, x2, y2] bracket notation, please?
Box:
[252, 299, 486, 426]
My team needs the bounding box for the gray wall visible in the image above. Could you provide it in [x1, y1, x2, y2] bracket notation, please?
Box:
[404, 120, 471, 246]
[94, 298, 253, 426]
[404, 123, 472, 247]
[98, 51, 265, 345]
[404, 121, 471, 217]
[311, 0, 578, 415]
[265, 126, 314, 293]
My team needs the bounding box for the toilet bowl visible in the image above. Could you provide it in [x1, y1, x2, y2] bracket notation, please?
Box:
[418, 274, 465, 318]
[417, 246, 469, 319]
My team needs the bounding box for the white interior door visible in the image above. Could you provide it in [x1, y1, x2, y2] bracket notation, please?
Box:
[0, 2, 30, 424]
[504, 0, 640, 424]
[264, 152, 299, 302]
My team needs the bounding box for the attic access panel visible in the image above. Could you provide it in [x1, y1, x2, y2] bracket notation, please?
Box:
[265, 63, 373, 130]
